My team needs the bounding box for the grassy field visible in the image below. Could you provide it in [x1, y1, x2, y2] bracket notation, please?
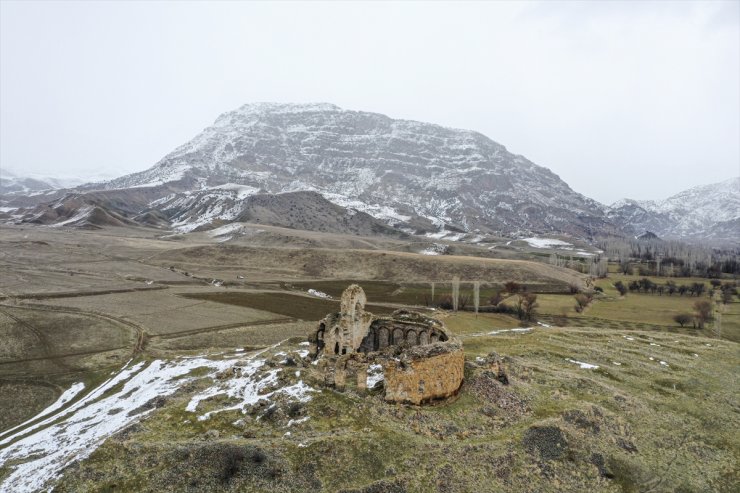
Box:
[180, 291, 399, 321]
[1, 224, 737, 492]
[48, 327, 740, 493]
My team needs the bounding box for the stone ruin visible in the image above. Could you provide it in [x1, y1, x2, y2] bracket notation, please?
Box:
[307, 284, 465, 405]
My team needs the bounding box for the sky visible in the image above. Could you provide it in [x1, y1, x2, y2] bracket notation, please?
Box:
[1, 0, 738, 204]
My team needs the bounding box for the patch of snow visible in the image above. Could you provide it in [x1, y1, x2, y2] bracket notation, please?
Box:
[366, 364, 384, 388]
[298, 341, 310, 346]
[523, 237, 573, 249]
[623, 336, 635, 341]
[0, 342, 314, 493]
[0, 358, 215, 492]
[537, 322, 551, 328]
[51, 206, 93, 227]
[307, 289, 332, 299]
[565, 358, 599, 370]
[487, 328, 533, 335]
[0, 382, 85, 442]
[612, 362, 622, 366]
[659, 361, 669, 367]
[286, 416, 310, 427]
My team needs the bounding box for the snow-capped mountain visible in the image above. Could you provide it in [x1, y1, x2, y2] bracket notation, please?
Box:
[0, 169, 108, 195]
[607, 177, 739, 241]
[94, 102, 613, 237]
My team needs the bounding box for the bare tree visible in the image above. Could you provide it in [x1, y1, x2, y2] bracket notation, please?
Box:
[673, 313, 691, 327]
[516, 293, 538, 322]
[473, 281, 480, 316]
[452, 276, 460, 312]
[693, 300, 712, 329]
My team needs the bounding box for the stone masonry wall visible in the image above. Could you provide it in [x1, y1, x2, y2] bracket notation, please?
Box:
[383, 343, 465, 405]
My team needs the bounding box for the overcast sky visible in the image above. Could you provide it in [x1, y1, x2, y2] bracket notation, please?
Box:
[1, 1, 738, 204]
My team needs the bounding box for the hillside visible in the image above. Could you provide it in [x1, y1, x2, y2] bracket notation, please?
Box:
[608, 177, 740, 242]
[88, 102, 613, 237]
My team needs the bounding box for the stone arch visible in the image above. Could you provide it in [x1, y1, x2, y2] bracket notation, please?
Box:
[405, 329, 418, 344]
[418, 330, 429, 345]
[378, 327, 390, 349]
[334, 342, 340, 355]
[317, 323, 326, 353]
[340, 284, 367, 317]
[430, 333, 438, 343]
[392, 328, 404, 345]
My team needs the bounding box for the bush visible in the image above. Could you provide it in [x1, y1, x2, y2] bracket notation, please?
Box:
[504, 281, 521, 294]
[438, 295, 453, 310]
[613, 281, 628, 296]
[693, 300, 712, 329]
[673, 313, 692, 327]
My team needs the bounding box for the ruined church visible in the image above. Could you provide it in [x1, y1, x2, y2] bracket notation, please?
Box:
[308, 284, 465, 405]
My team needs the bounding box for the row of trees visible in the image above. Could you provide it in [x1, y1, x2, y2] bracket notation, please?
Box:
[549, 253, 609, 278]
[596, 235, 739, 278]
[428, 278, 539, 322]
[612, 279, 737, 303]
[673, 300, 713, 329]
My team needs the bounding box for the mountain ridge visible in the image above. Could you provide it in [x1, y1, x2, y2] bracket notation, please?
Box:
[3, 103, 737, 243]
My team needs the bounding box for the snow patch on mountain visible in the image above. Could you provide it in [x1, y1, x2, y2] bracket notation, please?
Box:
[608, 177, 739, 241]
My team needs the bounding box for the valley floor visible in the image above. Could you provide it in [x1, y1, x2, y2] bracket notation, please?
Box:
[0, 225, 737, 492]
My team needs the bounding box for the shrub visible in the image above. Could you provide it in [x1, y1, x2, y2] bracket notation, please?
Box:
[516, 293, 538, 321]
[673, 313, 692, 327]
[693, 300, 712, 329]
[504, 281, 521, 294]
[438, 295, 454, 310]
[613, 281, 628, 296]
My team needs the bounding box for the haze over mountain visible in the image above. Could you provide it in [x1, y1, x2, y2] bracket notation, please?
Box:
[607, 177, 739, 242]
[94, 103, 613, 236]
[2, 103, 737, 243]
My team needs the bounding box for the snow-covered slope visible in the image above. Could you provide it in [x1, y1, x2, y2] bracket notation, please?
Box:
[97, 102, 613, 237]
[607, 178, 739, 242]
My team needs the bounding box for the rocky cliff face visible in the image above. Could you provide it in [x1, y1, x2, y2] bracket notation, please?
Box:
[96, 102, 614, 237]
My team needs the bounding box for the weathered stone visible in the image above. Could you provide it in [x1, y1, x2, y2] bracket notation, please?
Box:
[308, 284, 464, 405]
[383, 344, 465, 405]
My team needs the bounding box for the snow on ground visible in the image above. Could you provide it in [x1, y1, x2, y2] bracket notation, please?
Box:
[565, 358, 599, 370]
[0, 347, 316, 493]
[208, 222, 246, 237]
[307, 289, 332, 299]
[366, 364, 384, 388]
[0, 382, 85, 443]
[51, 206, 93, 227]
[212, 183, 260, 199]
[423, 230, 466, 242]
[487, 328, 533, 335]
[523, 237, 573, 249]
[187, 361, 315, 422]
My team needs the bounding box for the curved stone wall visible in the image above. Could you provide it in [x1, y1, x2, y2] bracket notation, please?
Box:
[382, 341, 465, 405]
